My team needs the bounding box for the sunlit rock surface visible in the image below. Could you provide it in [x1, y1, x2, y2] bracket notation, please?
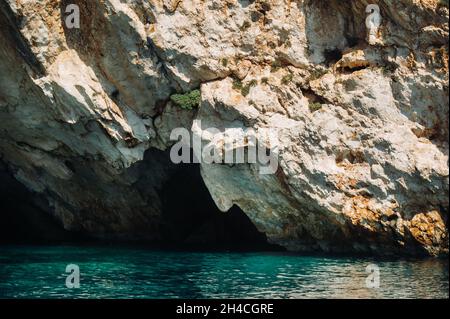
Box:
[0, 0, 448, 256]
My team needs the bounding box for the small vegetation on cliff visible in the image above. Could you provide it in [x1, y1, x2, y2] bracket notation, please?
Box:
[232, 78, 243, 91]
[170, 89, 201, 110]
[241, 80, 257, 96]
[270, 60, 283, 73]
[232, 79, 257, 97]
[307, 68, 328, 81]
[221, 58, 228, 67]
[281, 73, 294, 85]
[309, 102, 322, 113]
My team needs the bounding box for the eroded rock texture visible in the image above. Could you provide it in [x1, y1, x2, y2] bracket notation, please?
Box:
[0, 0, 448, 255]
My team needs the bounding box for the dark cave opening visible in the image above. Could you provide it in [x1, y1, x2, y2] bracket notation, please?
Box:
[323, 48, 343, 66]
[0, 152, 280, 251]
[158, 160, 280, 251]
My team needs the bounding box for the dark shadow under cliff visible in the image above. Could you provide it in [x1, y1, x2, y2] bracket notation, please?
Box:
[0, 152, 280, 251]
[0, 162, 80, 243]
[158, 159, 278, 251]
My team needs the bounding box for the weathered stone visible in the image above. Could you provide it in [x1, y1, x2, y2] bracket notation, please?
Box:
[0, 0, 448, 256]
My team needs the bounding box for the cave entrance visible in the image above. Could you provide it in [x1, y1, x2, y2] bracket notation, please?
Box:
[157, 159, 280, 251]
[0, 151, 280, 251]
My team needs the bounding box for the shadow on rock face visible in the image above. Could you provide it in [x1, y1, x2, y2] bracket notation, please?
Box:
[0, 152, 281, 251]
[0, 162, 80, 244]
[157, 154, 282, 251]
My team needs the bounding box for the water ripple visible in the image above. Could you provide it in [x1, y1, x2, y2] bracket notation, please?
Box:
[0, 245, 447, 299]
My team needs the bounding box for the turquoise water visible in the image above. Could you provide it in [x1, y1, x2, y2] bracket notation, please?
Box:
[0, 245, 448, 299]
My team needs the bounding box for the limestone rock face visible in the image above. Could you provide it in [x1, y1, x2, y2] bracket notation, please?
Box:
[0, 0, 448, 255]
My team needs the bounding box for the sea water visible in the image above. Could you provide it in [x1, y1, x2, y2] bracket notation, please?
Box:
[0, 245, 448, 299]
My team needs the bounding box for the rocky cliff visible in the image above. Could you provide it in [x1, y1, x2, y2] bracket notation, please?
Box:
[0, 0, 448, 256]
